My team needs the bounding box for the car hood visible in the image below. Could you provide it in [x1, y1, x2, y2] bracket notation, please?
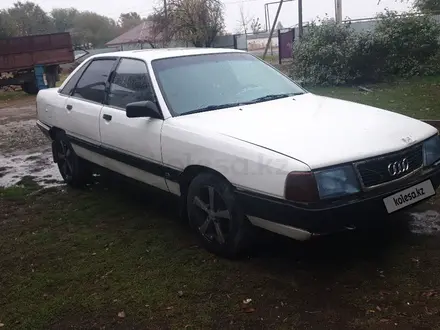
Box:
[171, 93, 438, 169]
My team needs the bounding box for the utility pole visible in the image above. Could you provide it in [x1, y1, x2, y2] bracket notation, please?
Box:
[264, 0, 294, 32]
[298, 0, 303, 38]
[265, 4, 269, 31]
[262, 0, 284, 59]
[335, 0, 342, 24]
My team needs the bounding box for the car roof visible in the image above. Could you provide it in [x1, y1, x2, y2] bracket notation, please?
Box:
[89, 47, 246, 62]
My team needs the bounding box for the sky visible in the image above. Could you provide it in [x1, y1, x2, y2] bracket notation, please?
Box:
[2, 0, 412, 33]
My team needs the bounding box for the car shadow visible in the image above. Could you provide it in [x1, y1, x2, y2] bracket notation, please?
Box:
[252, 214, 414, 258]
[87, 169, 427, 271]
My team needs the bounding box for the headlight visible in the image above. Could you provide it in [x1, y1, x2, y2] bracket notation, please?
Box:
[315, 165, 361, 199]
[423, 134, 440, 166]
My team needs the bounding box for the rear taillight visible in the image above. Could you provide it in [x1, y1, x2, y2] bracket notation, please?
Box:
[284, 171, 319, 203]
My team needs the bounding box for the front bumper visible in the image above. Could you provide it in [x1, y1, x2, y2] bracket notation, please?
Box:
[236, 165, 440, 238]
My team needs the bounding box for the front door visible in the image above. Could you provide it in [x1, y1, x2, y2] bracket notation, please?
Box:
[99, 58, 168, 191]
[63, 58, 117, 146]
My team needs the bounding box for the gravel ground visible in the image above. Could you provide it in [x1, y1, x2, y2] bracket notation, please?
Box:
[0, 119, 48, 152]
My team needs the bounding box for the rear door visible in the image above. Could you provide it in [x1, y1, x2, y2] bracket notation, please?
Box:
[99, 58, 168, 191]
[63, 58, 117, 145]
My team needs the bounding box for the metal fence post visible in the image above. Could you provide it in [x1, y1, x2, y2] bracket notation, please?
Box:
[292, 27, 295, 59]
[278, 29, 282, 64]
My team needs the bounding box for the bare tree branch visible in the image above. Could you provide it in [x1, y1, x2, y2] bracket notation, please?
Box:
[155, 0, 225, 47]
[237, 3, 253, 34]
[250, 17, 262, 34]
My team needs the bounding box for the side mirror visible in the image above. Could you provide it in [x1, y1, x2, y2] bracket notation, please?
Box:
[126, 101, 162, 119]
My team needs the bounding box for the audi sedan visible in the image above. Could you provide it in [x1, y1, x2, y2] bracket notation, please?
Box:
[36, 48, 440, 257]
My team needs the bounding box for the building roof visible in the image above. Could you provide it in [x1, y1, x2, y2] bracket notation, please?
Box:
[106, 21, 163, 46]
[86, 47, 245, 62]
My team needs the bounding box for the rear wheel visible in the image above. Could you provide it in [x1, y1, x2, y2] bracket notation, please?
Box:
[187, 173, 252, 258]
[53, 132, 92, 187]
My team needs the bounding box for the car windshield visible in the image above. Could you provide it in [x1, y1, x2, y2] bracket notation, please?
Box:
[151, 52, 307, 116]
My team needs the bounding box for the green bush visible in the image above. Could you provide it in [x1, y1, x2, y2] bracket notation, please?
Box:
[291, 20, 356, 85]
[291, 11, 440, 85]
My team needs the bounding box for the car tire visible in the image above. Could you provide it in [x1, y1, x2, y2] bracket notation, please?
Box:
[187, 172, 252, 258]
[53, 132, 92, 188]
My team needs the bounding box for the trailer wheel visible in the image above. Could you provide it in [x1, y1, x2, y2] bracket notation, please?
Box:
[22, 81, 39, 95]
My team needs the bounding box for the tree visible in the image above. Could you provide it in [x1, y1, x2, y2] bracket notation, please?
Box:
[71, 11, 119, 48]
[0, 10, 16, 37]
[237, 4, 252, 34]
[118, 12, 142, 32]
[51, 8, 78, 33]
[144, 12, 173, 47]
[8, 1, 54, 36]
[158, 0, 225, 47]
[250, 17, 262, 34]
[379, 0, 440, 12]
[1, 2, 136, 47]
[414, 0, 440, 12]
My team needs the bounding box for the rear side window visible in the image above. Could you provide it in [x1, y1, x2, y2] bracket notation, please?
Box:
[73, 59, 116, 103]
[108, 58, 155, 109]
[59, 62, 89, 96]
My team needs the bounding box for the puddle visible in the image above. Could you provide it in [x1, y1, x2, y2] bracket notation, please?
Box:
[0, 147, 64, 188]
[408, 210, 440, 235]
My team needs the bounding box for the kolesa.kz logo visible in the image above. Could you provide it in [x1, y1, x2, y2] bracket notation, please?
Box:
[393, 187, 425, 206]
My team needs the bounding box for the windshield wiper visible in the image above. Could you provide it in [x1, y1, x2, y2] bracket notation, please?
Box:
[181, 102, 244, 116]
[180, 92, 306, 116]
[243, 92, 305, 105]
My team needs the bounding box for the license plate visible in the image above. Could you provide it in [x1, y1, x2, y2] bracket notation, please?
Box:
[383, 180, 435, 214]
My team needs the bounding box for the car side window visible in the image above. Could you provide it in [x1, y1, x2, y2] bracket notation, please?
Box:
[108, 58, 155, 109]
[59, 61, 89, 96]
[73, 59, 116, 103]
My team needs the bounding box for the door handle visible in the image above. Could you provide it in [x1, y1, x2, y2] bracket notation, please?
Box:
[66, 104, 73, 110]
[103, 114, 112, 121]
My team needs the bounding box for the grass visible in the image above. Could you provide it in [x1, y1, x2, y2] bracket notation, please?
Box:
[308, 75, 440, 120]
[3, 177, 440, 329]
[2, 73, 440, 328]
[56, 74, 69, 87]
[0, 73, 67, 106]
[258, 54, 279, 63]
[0, 90, 32, 103]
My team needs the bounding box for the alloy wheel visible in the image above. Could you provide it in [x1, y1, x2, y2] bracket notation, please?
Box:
[57, 140, 74, 181]
[192, 186, 231, 244]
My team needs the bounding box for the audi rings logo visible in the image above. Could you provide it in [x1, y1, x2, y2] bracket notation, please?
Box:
[387, 158, 410, 176]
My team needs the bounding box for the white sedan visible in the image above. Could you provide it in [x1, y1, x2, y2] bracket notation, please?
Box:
[36, 48, 440, 257]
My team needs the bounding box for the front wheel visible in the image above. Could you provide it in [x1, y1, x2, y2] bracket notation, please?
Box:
[53, 132, 92, 187]
[187, 173, 252, 258]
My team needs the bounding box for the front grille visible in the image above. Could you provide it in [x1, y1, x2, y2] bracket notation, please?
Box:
[355, 145, 423, 188]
